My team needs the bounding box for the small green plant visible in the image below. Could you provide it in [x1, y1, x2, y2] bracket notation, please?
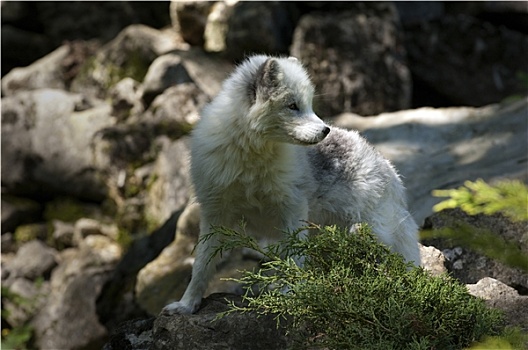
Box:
[43, 196, 99, 223]
[207, 224, 503, 349]
[432, 179, 528, 222]
[468, 326, 528, 350]
[426, 179, 528, 271]
[1, 325, 33, 350]
[502, 71, 528, 103]
[1, 287, 35, 350]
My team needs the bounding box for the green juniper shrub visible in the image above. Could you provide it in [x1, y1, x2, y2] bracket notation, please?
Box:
[207, 224, 503, 350]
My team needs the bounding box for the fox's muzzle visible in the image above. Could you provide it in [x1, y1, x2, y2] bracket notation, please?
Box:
[291, 114, 331, 145]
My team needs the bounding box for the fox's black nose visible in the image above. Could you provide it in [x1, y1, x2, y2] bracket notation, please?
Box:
[322, 126, 331, 136]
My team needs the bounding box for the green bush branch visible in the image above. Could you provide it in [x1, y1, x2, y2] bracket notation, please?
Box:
[433, 179, 528, 222]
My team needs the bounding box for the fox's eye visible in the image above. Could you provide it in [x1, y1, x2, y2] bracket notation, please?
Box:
[288, 103, 299, 111]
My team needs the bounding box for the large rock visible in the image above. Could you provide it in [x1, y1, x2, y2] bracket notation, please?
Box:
[224, 2, 299, 60]
[2, 240, 57, 280]
[1, 89, 114, 201]
[419, 244, 447, 276]
[141, 53, 193, 107]
[91, 118, 189, 173]
[144, 82, 209, 128]
[291, 3, 411, 116]
[170, 0, 213, 46]
[32, 235, 123, 350]
[404, 14, 528, 107]
[467, 277, 528, 331]
[104, 293, 289, 350]
[1, 41, 100, 96]
[1, 45, 70, 96]
[70, 24, 182, 99]
[203, 1, 236, 52]
[334, 98, 528, 225]
[152, 294, 288, 350]
[51, 220, 76, 248]
[73, 218, 119, 245]
[176, 49, 233, 98]
[144, 137, 193, 228]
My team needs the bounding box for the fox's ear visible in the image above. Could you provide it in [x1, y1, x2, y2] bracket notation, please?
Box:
[250, 58, 282, 103]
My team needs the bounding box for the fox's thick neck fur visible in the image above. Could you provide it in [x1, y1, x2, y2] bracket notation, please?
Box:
[194, 103, 287, 185]
[191, 105, 308, 218]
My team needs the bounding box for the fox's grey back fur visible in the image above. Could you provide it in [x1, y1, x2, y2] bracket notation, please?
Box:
[162, 55, 420, 315]
[308, 128, 419, 263]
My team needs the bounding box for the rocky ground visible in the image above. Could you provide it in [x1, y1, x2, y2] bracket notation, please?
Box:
[1, 2, 527, 349]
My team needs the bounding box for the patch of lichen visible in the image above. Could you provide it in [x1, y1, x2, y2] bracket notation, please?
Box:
[73, 49, 151, 95]
[13, 224, 48, 244]
[43, 196, 100, 223]
[105, 50, 150, 89]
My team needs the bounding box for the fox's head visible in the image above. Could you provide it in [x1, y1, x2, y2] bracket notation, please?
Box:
[245, 56, 330, 145]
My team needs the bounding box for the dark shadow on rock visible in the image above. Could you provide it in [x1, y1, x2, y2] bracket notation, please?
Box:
[103, 317, 156, 350]
[104, 293, 290, 350]
[96, 209, 183, 330]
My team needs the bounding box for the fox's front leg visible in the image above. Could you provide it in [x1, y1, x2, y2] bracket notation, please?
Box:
[161, 219, 220, 315]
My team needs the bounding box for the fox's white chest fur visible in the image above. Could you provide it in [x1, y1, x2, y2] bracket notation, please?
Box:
[192, 116, 312, 230]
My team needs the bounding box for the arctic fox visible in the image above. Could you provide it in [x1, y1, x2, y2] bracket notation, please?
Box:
[162, 55, 420, 315]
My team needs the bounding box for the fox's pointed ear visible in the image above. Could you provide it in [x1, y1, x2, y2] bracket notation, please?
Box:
[259, 58, 282, 88]
[250, 58, 282, 103]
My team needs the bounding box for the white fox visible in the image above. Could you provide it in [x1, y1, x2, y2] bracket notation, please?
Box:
[162, 55, 420, 315]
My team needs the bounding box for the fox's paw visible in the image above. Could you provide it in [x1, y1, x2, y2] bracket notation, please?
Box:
[160, 301, 198, 316]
